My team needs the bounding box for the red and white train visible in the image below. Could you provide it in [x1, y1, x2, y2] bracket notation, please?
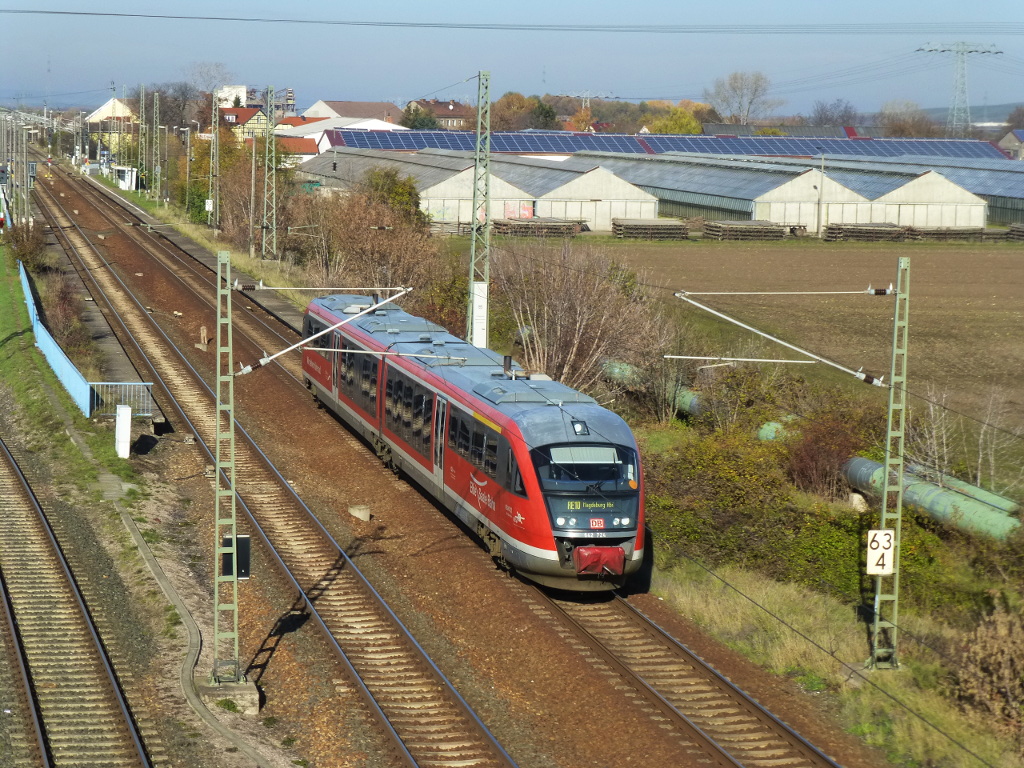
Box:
[302, 294, 646, 591]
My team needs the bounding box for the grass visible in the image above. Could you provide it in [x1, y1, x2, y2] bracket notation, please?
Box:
[215, 698, 240, 713]
[651, 561, 1022, 767]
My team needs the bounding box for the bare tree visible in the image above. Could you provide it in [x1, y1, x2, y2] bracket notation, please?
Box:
[876, 100, 941, 138]
[1006, 106, 1024, 131]
[906, 385, 963, 481]
[973, 388, 1024, 496]
[809, 98, 860, 126]
[492, 242, 671, 393]
[703, 71, 783, 125]
[154, 80, 200, 129]
[186, 61, 234, 96]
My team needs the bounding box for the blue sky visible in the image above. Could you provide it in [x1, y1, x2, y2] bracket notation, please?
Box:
[2, 2, 1023, 121]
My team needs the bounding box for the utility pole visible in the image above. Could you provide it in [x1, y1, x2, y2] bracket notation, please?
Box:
[868, 257, 910, 669]
[152, 92, 160, 201]
[261, 86, 277, 259]
[466, 70, 491, 348]
[918, 42, 1001, 138]
[208, 99, 219, 227]
[139, 85, 147, 192]
[212, 251, 242, 684]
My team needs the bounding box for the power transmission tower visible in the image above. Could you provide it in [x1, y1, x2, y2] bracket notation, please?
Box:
[918, 42, 1001, 137]
[466, 71, 491, 347]
[261, 86, 277, 259]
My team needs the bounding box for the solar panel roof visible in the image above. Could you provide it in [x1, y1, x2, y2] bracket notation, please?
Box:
[330, 130, 1006, 160]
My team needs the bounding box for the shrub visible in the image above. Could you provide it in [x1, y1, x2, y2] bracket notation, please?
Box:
[952, 593, 1024, 743]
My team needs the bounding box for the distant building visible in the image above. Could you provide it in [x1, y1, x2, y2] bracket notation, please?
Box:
[405, 99, 474, 130]
[303, 100, 402, 124]
[245, 136, 319, 167]
[215, 85, 248, 108]
[84, 98, 137, 123]
[216, 86, 296, 118]
[998, 129, 1024, 160]
[221, 108, 269, 141]
[297, 147, 658, 231]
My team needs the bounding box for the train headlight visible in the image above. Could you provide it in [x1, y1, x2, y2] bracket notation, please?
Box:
[622, 517, 631, 526]
[613, 518, 621, 526]
[556, 517, 566, 526]
[568, 518, 577, 526]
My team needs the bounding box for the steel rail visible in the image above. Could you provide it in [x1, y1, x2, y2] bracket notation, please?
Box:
[35, 174, 518, 768]
[0, 434, 151, 767]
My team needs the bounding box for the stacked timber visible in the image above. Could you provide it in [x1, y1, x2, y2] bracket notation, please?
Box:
[492, 218, 581, 237]
[824, 223, 909, 242]
[983, 228, 1009, 243]
[612, 218, 688, 240]
[1006, 223, 1024, 242]
[429, 221, 472, 236]
[906, 227, 985, 242]
[702, 220, 786, 241]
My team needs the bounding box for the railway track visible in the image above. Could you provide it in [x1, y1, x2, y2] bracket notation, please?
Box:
[532, 590, 843, 768]
[36, 164, 854, 767]
[35, 169, 517, 768]
[0, 436, 150, 767]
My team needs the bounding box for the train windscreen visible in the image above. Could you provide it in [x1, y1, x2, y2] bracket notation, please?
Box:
[531, 444, 638, 493]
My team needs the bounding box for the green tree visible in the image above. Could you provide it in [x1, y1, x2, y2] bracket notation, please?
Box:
[364, 166, 426, 226]
[492, 92, 534, 131]
[525, 101, 560, 130]
[647, 107, 701, 134]
[399, 104, 440, 130]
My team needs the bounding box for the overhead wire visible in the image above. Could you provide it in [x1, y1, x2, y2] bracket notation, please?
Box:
[668, 550, 999, 768]
[3, 10, 1024, 36]
[498, 247, 1024, 447]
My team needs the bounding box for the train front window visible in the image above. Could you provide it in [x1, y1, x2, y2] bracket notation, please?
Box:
[531, 444, 638, 493]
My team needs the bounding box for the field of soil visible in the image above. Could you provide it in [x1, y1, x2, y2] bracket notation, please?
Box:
[605, 238, 1024, 431]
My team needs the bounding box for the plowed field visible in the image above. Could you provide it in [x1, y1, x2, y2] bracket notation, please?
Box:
[610, 239, 1024, 430]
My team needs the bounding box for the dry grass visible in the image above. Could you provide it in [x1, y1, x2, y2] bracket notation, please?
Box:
[652, 562, 1023, 767]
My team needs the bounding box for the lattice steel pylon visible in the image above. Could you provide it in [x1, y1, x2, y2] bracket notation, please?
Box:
[151, 91, 159, 201]
[261, 86, 277, 259]
[212, 251, 242, 684]
[466, 71, 491, 348]
[208, 100, 220, 227]
[918, 42, 1001, 138]
[138, 84, 146, 189]
[869, 257, 910, 670]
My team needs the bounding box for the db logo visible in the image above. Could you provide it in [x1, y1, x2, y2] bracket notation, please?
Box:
[590, 518, 605, 529]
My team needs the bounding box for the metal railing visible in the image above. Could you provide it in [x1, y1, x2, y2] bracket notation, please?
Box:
[90, 382, 155, 417]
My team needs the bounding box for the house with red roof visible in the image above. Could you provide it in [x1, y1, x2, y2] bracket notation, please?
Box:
[221, 108, 269, 140]
[405, 99, 475, 130]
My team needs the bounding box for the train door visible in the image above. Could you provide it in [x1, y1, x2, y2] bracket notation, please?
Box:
[433, 396, 448, 486]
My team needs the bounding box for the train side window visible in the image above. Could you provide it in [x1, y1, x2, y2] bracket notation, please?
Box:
[449, 412, 459, 450]
[470, 430, 485, 468]
[402, 385, 414, 428]
[484, 433, 498, 477]
[421, 395, 433, 452]
[507, 450, 526, 496]
[458, 419, 471, 458]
